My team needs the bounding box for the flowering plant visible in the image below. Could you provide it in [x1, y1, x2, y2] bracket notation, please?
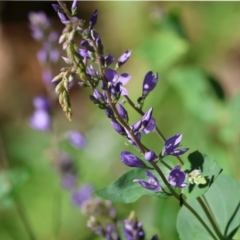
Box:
[1, 1, 240, 240]
[47, 1, 240, 239]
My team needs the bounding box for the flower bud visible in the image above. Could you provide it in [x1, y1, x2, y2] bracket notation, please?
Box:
[142, 71, 158, 96]
[144, 151, 156, 162]
[110, 120, 126, 136]
[121, 151, 144, 167]
[117, 103, 128, 122]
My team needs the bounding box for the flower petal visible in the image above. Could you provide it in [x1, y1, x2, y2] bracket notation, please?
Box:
[118, 73, 131, 85]
[133, 179, 161, 191]
[105, 68, 118, 83]
[142, 71, 158, 95]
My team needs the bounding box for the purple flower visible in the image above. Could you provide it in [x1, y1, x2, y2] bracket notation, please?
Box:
[93, 89, 104, 102]
[87, 65, 97, 77]
[42, 70, 53, 85]
[79, 48, 90, 58]
[121, 151, 144, 168]
[144, 151, 156, 162]
[49, 49, 60, 63]
[104, 108, 113, 119]
[58, 152, 75, 173]
[105, 68, 131, 96]
[141, 107, 153, 128]
[102, 54, 114, 67]
[117, 103, 128, 122]
[65, 131, 86, 149]
[33, 96, 51, 111]
[72, 184, 93, 206]
[118, 50, 132, 67]
[123, 212, 145, 240]
[151, 235, 159, 240]
[142, 71, 158, 96]
[111, 120, 126, 136]
[71, 0, 78, 12]
[28, 12, 50, 40]
[141, 118, 156, 135]
[29, 109, 51, 131]
[130, 120, 142, 132]
[168, 166, 188, 188]
[52, 4, 68, 23]
[89, 9, 98, 28]
[62, 172, 77, 189]
[133, 170, 161, 192]
[161, 134, 189, 157]
[37, 49, 47, 63]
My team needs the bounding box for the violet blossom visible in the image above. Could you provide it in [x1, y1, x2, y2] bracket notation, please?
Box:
[142, 71, 158, 96]
[161, 134, 189, 157]
[133, 170, 162, 192]
[105, 68, 131, 96]
[168, 166, 188, 188]
[121, 151, 144, 168]
[65, 130, 87, 149]
[72, 184, 94, 206]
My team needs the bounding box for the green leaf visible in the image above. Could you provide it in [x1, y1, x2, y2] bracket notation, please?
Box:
[167, 67, 222, 124]
[95, 167, 170, 203]
[182, 151, 222, 199]
[177, 174, 240, 240]
[0, 169, 30, 208]
[137, 31, 189, 71]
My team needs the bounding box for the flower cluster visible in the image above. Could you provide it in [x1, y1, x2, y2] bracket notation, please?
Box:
[51, 1, 191, 197]
[28, 7, 93, 218]
[28, 11, 60, 85]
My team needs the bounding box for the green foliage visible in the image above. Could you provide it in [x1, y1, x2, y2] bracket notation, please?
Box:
[0, 169, 30, 208]
[177, 174, 240, 240]
[182, 151, 222, 198]
[137, 31, 189, 71]
[167, 67, 222, 124]
[95, 167, 170, 203]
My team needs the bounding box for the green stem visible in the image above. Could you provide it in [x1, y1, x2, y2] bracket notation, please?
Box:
[197, 197, 223, 240]
[124, 96, 183, 165]
[0, 133, 37, 240]
[14, 198, 36, 240]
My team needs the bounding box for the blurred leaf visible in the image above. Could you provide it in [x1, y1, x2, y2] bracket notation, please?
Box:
[156, 8, 187, 39]
[137, 31, 189, 71]
[167, 67, 222, 123]
[177, 174, 240, 240]
[95, 167, 170, 203]
[0, 169, 30, 208]
[182, 151, 222, 199]
[219, 93, 240, 142]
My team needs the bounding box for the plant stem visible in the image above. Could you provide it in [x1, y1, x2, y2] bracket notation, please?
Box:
[197, 197, 223, 239]
[15, 198, 36, 240]
[124, 95, 183, 165]
[0, 133, 37, 240]
[57, 1, 72, 19]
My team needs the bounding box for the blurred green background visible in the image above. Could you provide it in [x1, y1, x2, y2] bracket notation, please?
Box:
[1, 1, 240, 240]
